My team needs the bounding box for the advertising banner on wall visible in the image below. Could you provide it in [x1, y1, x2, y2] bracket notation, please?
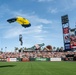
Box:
[70, 28, 76, 49]
[35, 58, 50, 61]
[7, 58, 17, 62]
[0, 58, 7, 62]
[50, 58, 61, 61]
[63, 27, 71, 50]
[35, 58, 47, 61]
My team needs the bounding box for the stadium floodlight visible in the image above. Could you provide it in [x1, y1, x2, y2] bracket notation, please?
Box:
[61, 14, 71, 51]
[61, 15, 69, 24]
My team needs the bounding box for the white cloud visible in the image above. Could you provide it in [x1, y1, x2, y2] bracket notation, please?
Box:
[3, 24, 46, 39]
[0, 4, 10, 17]
[63, 0, 76, 10]
[36, 0, 54, 2]
[38, 18, 52, 24]
[4, 26, 25, 38]
[34, 35, 44, 41]
[23, 25, 44, 34]
[12, 11, 52, 25]
[48, 8, 58, 14]
[47, 0, 76, 14]
[57, 0, 76, 12]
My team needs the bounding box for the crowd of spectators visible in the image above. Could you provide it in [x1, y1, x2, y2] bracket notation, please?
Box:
[0, 51, 76, 61]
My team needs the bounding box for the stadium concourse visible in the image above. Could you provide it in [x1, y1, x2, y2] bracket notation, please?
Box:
[0, 51, 76, 62]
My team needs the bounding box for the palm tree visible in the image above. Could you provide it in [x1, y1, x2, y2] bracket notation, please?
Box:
[53, 46, 56, 52]
[59, 47, 64, 52]
[1, 48, 3, 52]
[24, 47, 27, 50]
[15, 47, 19, 52]
[5, 47, 7, 52]
[56, 47, 60, 52]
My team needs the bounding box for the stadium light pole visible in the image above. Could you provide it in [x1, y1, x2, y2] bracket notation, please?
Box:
[61, 14, 71, 51]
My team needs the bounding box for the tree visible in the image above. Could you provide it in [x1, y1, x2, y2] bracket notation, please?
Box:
[56, 47, 60, 52]
[15, 47, 19, 52]
[59, 47, 64, 52]
[53, 46, 56, 52]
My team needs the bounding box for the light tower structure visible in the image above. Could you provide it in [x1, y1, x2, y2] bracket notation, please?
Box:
[61, 15, 71, 51]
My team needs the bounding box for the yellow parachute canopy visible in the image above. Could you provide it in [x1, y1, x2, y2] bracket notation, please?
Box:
[7, 16, 31, 28]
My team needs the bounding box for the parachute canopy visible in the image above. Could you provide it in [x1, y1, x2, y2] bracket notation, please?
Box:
[7, 16, 31, 28]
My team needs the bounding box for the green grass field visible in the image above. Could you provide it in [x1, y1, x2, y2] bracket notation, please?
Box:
[0, 61, 76, 75]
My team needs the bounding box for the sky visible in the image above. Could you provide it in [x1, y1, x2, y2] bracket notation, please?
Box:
[0, 0, 76, 52]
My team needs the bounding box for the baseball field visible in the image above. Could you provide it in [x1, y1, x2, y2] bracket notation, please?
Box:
[0, 61, 76, 75]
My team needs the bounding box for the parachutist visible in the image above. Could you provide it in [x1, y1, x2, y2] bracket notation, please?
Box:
[19, 34, 23, 46]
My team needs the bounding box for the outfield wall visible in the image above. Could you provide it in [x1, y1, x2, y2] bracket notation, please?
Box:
[0, 57, 75, 62]
[7, 58, 17, 62]
[6, 58, 61, 62]
[50, 58, 61, 61]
